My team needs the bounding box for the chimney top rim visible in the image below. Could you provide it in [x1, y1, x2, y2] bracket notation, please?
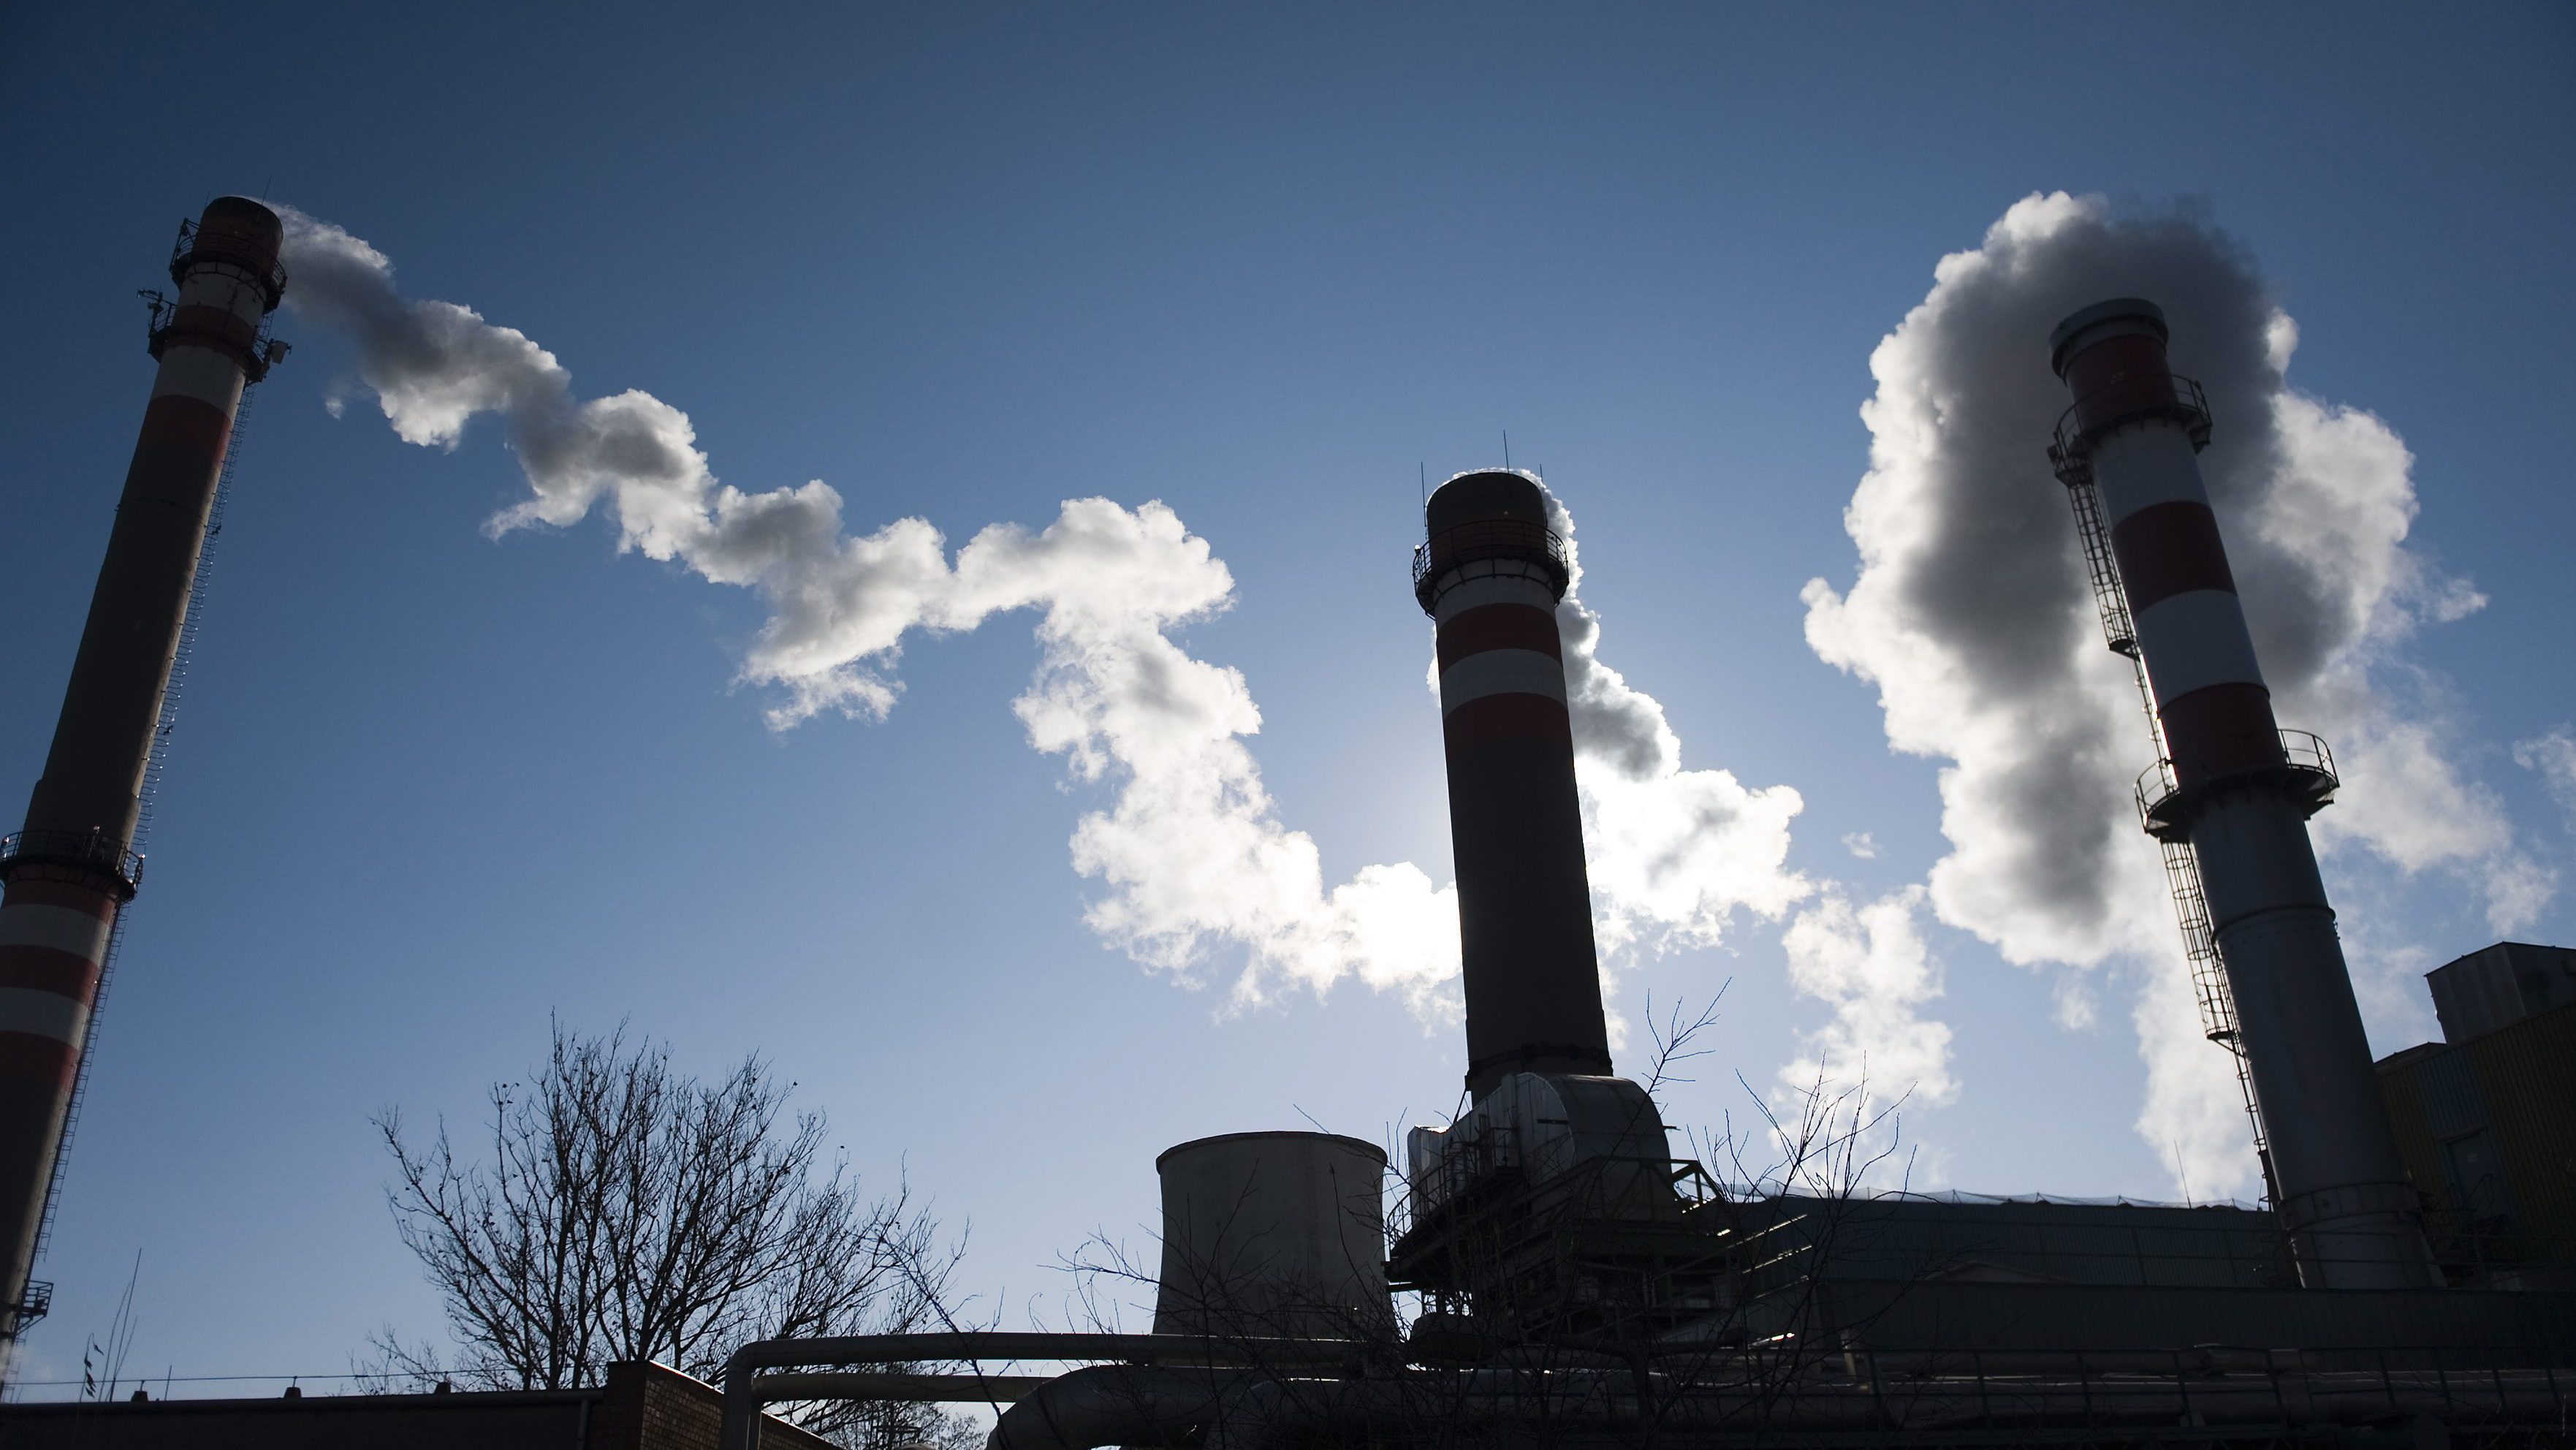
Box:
[2050, 297, 2168, 377]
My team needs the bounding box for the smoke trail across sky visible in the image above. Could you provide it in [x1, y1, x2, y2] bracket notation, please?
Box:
[1802, 192, 2551, 1194]
[276, 208, 1807, 1025]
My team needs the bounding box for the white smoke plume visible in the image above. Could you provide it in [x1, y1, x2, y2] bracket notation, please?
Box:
[277, 209, 1806, 1021]
[1761, 883, 1956, 1191]
[1779, 886, 1955, 1108]
[1802, 192, 2547, 1194]
[1542, 490, 1812, 964]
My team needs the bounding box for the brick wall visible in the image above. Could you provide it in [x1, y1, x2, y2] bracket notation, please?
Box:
[588, 1360, 837, 1450]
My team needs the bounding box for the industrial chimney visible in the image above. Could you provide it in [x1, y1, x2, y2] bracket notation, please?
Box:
[2047, 299, 2435, 1290]
[1394, 479, 1676, 1321]
[1413, 470, 1613, 1101]
[0, 197, 286, 1356]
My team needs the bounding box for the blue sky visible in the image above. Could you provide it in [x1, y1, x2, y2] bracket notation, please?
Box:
[2, 1, 2570, 1394]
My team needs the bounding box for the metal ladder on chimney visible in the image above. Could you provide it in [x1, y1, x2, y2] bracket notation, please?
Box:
[2064, 477, 2273, 1198]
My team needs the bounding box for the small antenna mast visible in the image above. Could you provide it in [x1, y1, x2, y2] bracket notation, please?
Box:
[1502, 430, 1511, 469]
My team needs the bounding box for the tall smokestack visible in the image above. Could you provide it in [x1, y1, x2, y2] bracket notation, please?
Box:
[1414, 470, 1611, 1100]
[0, 197, 286, 1354]
[2048, 299, 2434, 1290]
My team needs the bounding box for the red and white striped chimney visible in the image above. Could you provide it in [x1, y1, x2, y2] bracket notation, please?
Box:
[1414, 469, 1613, 1101]
[2049, 298, 2436, 1290]
[0, 197, 286, 1359]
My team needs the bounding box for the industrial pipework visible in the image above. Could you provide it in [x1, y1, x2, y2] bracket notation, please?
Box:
[2046, 299, 2433, 1290]
[0, 197, 287, 1356]
[1413, 470, 1611, 1100]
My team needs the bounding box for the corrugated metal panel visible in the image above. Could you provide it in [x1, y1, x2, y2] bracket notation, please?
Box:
[1734, 1196, 2277, 1291]
[2469, 1001, 2576, 1255]
[2377, 1058, 2449, 1214]
[2430, 941, 2576, 1041]
[1814, 1280, 2576, 1359]
[2414, 1047, 2488, 1139]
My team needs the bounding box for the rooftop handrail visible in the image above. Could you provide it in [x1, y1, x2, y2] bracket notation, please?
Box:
[1412, 520, 1566, 582]
[1411, 520, 1569, 612]
[170, 217, 289, 310]
[2135, 756, 2184, 828]
[2276, 728, 2335, 779]
[1397, 1150, 1725, 1238]
[0, 828, 144, 896]
[2049, 371, 2214, 470]
[2135, 729, 2340, 831]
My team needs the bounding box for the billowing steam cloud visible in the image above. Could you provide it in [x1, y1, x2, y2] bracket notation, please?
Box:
[1803, 192, 2550, 1194]
[1546, 496, 1812, 963]
[277, 209, 1806, 1020]
[1780, 887, 1954, 1111]
[1766, 878, 1956, 1180]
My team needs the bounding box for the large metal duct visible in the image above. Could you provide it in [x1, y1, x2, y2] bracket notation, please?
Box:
[721, 1332, 2574, 1450]
[1413, 470, 1611, 1100]
[0, 197, 286, 1356]
[1405, 1071, 1676, 1225]
[2047, 299, 2433, 1289]
[1152, 1131, 1391, 1340]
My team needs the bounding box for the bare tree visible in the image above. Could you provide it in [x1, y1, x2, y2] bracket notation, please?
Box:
[367, 1020, 973, 1449]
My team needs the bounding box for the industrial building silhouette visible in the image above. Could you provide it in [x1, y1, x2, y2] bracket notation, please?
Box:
[1, 200, 2568, 1449]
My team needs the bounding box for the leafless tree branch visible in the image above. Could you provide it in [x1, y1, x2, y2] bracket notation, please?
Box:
[365, 1019, 972, 1449]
